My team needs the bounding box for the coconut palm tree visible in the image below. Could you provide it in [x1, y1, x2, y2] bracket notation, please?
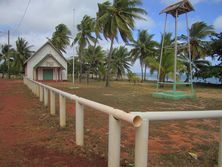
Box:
[0, 44, 15, 78]
[73, 15, 96, 83]
[51, 24, 71, 53]
[147, 33, 184, 83]
[14, 37, 33, 73]
[189, 22, 214, 59]
[130, 30, 158, 82]
[97, 0, 147, 87]
[179, 21, 214, 81]
[83, 45, 105, 83]
[111, 46, 131, 80]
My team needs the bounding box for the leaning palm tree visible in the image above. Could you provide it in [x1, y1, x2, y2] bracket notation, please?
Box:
[179, 21, 214, 81]
[189, 22, 214, 59]
[97, 0, 147, 87]
[91, 16, 102, 61]
[111, 46, 131, 80]
[73, 15, 96, 83]
[51, 24, 71, 53]
[14, 37, 33, 73]
[130, 30, 158, 82]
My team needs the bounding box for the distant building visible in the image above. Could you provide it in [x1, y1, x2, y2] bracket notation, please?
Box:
[24, 41, 67, 81]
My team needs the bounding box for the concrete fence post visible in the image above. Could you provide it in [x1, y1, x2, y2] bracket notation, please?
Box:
[135, 119, 149, 167]
[50, 90, 56, 115]
[36, 85, 40, 97]
[59, 94, 66, 128]
[40, 86, 43, 102]
[44, 88, 48, 107]
[108, 115, 121, 167]
[219, 119, 222, 167]
[31, 83, 34, 94]
[34, 84, 37, 96]
[76, 101, 84, 146]
[36, 85, 39, 97]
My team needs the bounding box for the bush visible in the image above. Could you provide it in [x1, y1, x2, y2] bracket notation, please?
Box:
[127, 72, 140, 84]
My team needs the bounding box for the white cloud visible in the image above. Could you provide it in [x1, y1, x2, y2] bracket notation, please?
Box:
[214, 15, 222, 30]
[135, 16, 156, 30]
[0, 0, 105, 54]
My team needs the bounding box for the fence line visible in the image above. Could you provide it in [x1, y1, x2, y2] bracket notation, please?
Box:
[23, 77, 142, 167]
[24, 77, 222, 167]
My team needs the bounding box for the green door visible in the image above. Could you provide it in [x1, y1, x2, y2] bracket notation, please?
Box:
[43, 69, 53, 80]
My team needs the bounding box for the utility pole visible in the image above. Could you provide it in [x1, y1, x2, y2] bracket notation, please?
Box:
[8, 30, 10, 45]
[7, 30, 10, 79]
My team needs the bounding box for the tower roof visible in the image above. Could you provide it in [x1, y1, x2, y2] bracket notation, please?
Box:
[160, 0, 194, 17]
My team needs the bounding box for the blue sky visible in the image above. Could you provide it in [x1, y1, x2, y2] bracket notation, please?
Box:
[140, 0, 222, 39]
[0, 0, 222, 72]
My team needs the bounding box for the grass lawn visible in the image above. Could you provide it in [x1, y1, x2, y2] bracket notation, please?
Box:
[44, 79, 222, 166]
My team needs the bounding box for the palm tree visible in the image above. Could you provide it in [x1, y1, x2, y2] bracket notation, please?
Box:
[51, 24, 71, 53]
[111, 46, 131, 80]
[179, 21, 214, 81]
[147, 33, 184, 83]
[130, 30, 158, 82]
[0, 44, 15, 78]
[14, 37, 33, 73]
[83, 45, 105, 83]
[73, 15, 96, 83]
[91, 16, 102, 59]
[97, 0, 147, 87]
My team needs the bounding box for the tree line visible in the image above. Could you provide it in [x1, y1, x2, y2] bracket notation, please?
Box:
[1, 0, 222, 85]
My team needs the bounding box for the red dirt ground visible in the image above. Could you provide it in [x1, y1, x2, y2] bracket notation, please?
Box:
[0, 79, 106, 167]
[1, 79, 221, 166]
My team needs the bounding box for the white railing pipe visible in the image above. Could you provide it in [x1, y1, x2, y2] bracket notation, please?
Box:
[132, 111, 222, 167]
[77, 97, 142, 127]
[132, 110, 222, 121]
[23, 77, 142, 127]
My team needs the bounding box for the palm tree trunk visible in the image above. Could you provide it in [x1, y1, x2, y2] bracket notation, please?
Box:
[2, 71, 5, 78]
[7, 59, 10, 79]
[185, 67, 190, 82]
[140, 61, 143, 83]
[105, 38, 114, 87]
[87, 38, 98, 84]
[86, 71, 89, 84]
[79, 49, 82, 83]
[144, 65, 147, 81]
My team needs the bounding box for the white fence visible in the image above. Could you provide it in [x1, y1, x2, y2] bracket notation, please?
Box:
[23, 77, 142, 167]
[24, 77, 222, 167]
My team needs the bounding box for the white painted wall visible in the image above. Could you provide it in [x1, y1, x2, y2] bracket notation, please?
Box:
[38, 56, 61, 68]
[26, 43, 67, 80]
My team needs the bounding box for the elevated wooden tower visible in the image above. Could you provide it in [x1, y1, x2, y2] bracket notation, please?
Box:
[152, 0, 196, 100]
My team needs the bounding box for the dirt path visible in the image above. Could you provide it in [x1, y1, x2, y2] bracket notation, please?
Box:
[0, 79, 106, 167]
